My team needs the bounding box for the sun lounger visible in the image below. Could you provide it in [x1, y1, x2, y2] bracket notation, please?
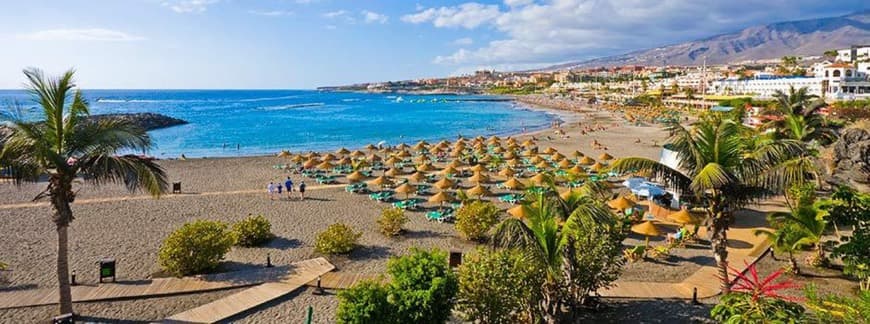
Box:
[623, 245, 646, 262]
[426, 209, 455, 223]
[368, 191, 394, 202]
[392, 199, 418, 210]
[315, 175, 336, 184]
[498, 193, 524, 204]
[345, 182, 368, 193]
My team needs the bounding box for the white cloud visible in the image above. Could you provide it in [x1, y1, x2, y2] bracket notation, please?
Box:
[323, 10, 348, 18]
[362, 10, 388, 24]
[452, 37, 473, 45]
[18, 28, 145, 41]
[401, 3, 500, 29]
[404, 0, 863, 67]
[162, 0, 219, 13]
[249, 10, 294, 17]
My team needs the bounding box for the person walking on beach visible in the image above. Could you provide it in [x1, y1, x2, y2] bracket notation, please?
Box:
[267, 182, 276, 200]
[276, 183, 283, 196]
[298, 181, 306, 201]
[285, 177, 294, 200]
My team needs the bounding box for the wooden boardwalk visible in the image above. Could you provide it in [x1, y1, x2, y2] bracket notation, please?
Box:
[0, 258, 332, 310]
[305, 272, 386, 290]
[165, 258, 334, 323]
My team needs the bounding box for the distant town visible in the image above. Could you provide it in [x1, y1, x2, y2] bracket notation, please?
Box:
[320, 45, 870, 104]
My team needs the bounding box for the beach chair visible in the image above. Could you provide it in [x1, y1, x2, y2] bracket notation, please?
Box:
[315, 175, 336, 184]
[426, 209, 454, 223]
[392, 199, 418, 210]
[649, 245, 671, 259]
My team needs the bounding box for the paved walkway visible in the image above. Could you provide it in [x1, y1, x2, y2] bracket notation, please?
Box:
[0, 258, 333, 310]
[0, 184, 345, 210]
[164, 258, 334, 323]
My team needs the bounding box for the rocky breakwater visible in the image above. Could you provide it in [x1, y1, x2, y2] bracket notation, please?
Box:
[828, 124, 870, 192]
[85, 113, 187, 131]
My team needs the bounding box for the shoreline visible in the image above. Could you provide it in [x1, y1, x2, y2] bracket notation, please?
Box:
[155, 96, 575, 160]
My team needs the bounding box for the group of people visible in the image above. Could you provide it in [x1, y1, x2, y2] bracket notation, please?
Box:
[267, 176, 306, 201]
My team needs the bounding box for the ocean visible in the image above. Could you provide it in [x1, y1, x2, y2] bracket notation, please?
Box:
[0, 90, 555, 158]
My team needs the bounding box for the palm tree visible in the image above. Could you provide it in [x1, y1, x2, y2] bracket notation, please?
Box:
[0, 68, 168, 315]
[610, 113, 811, 293]
[754, 224, 805, 275]
[766, 86, 836, 145]
[491, 192, 615, 322]
[767, 199, 829, 266]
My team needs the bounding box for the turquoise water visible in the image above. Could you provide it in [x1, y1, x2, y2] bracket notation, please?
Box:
[0, 90, 554, 158]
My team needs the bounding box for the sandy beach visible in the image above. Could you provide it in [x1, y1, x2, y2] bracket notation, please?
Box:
[0, 100, 685, 323]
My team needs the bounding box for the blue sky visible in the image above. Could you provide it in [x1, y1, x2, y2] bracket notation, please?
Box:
[0, 0, 865, 89]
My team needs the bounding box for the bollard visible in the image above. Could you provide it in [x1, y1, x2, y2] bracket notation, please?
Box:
[266, 254, 273, 268]
[71, 270, 77, 286]
[314, 276, 324, 295]
[692, 287, 699, 305]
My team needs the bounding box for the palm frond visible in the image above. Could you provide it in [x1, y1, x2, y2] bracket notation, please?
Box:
[76, 154, 168, 196]
[690, 163, 735, 194]
[610, 157, 691, 194]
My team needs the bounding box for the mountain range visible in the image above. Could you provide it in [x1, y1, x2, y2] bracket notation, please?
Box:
[541, 10, 870, 70]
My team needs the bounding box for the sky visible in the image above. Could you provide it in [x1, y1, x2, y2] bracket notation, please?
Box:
[0, 0, 865, 89]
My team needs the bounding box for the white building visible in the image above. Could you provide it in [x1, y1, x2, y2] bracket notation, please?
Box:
[711, 62, 870, 100]
[836, 45, 870, 63]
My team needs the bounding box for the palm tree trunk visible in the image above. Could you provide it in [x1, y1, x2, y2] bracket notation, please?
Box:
[56, 224, 73, 314]
[788, 251, 800, 275]
[710, 213, 730, 294]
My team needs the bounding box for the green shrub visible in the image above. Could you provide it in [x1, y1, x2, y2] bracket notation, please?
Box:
[377, 208, 408, 237]
[232, 214, 274, 247]
[336, 248, 458, 324]
[336, 280, 393, 324]
[387, 247, 458, 323]
[457, 248, 543, 323]
[455, 201, 501, 241]
[158, 220, 235, 277]
[315, 223, 362, 255]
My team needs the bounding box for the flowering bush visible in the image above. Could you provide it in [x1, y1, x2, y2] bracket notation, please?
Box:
[710, 263, 805, 323]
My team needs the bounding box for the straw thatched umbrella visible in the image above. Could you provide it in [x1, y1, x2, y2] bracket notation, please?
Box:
[303, 159, 320, 169]
[521, 139, 535, 147]
[304, 152, 320, 159]
[415, 155, 431, 163]
[523, 149, 537, 157]
[578, 156, 595, 165]
[428, 191, 455, 208]
[448, 159, 463, 168]
[631, 221, 662, 248]
[277, 150, 291, 158]
[336, 147, 350, 155]
[502, 177, 525, 190]
[499, 168, 516, 178]
[337, 157, 352, 166]
[560, 188, 581, 200]
[558, 159, 573, 169]
[367, 154, 382, 162]
[441, 166, 459, 176]
[505, 158, 521, 167]
[478, 155, 492, 164]
[668, 209, 700, 225]
[396, 150, 412, 158]
[508, 204, 531, 219]
[394, 183, 416, 199]
[503, 151, 517, 160]
[385, 156, 402, 165]
[572, 150, 585, 158]
[467, 184, 492, 197]
[492, 146, 505, 154]
[396, 143, 409, 150]
[385, 168, 403, 177]
[321, 153, 336, 161]
[434, 178, 455, 190]
[599, 152, 614, 161]
[317, 161, 335, 170]
[535, 161, 551, 170]
[468, 172, 489, 184]
[589, 162, 605, 173]
[368, 175, 393, 190]
[449, 149, 463, 158]
[543, 147, 558, 155]
[413, 142, 428, 151]
[530, 173, 550, 186]
[416, 163, 436, 172]
[567, 165, 586, 175]
[608, 196, 635, 211]
[365, 144, 377, 151]
[406, 171, 427, 183]
[469, 164, 487, 173]
[346, 170, 367, 183]
[551, 152, 566, 161]
[506, 137, 517, 145]
[291, 155, 305, 163]
[351, 150, 365, 158]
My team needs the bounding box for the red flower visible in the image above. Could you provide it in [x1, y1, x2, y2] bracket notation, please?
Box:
[721, 262, 802, 303]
